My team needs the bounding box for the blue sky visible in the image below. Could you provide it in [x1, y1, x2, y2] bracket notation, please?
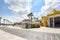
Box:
[31, 0, 44, 12]
[0, 0, 18, 22]
[0, 0, 60, 22]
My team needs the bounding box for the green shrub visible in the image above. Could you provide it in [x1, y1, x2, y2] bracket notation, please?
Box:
[31, 24, 40, 28]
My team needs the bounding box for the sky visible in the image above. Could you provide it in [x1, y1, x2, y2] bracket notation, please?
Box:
[0, 0, 60, 22]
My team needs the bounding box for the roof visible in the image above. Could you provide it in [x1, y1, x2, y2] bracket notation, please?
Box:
[23, 19, 31, 22]
[47, 9, 60, 16]
[21, 21, 40, 24]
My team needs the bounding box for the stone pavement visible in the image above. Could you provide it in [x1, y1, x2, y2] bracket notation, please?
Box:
[0, 27, 60, 40]
[0, 29, 27, 40]
[28, 27, 60, 33]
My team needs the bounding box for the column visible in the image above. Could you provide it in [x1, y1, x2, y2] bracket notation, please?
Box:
[48, 18, 50, 27]
[53, 17, 55, 27]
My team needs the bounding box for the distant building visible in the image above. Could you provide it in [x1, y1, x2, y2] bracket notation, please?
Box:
[0, 17, 13, 27]
[20, 19, 40, 28]
[19, 19, 31, 28]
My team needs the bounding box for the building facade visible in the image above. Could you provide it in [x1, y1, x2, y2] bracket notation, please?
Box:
[40, 9, 60, 27]
[20, 19, 40, 28]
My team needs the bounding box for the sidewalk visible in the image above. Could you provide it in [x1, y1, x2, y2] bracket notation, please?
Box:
[28, 27, 60, 33]
[0, 29, 27, 40]
[40, 27, 60, 33]
[4, 26, 60, 33]
[1, 26, 60, 34]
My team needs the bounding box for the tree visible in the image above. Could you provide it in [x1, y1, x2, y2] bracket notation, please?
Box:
[27, 12, 34, 21]
[0, 17, 2, 24]
[0, 17, 1, 19]
[34, 17, 36, 21]
[3, 19, 6, 24]
[36, 18, 39, 20]
[34, 17, 39, 21]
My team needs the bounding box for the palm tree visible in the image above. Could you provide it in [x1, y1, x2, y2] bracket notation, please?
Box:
[36, 18, 39, 20]
[34, 17, 39, 21]
[34, 17, 36, 21]
[3, 19, 6, 24]
[27, 12, 34, 21]
[0, 17, 2, 24]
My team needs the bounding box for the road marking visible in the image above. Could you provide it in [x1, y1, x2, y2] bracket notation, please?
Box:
[55, 34, 59, 40]
[51, 35, 53, 40]
[44, 34, 51, 40]
[44, 34, 47, 40]
[45, 34, 51, 40]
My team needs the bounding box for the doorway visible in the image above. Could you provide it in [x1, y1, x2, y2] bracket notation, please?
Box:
[55, 17, 60, 27]
[50, 18, 53, 27]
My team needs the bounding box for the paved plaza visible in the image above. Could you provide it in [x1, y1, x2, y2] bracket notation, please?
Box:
[0, 28, 27, 40]
[0, 27, 60, 40]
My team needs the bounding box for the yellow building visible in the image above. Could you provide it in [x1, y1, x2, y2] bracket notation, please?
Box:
[40, 9, 60, 27]
[40, 16, 48, 26]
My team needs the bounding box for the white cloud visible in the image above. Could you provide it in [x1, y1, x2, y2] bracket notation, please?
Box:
[4, 0, 60, 21]
[39, 0, 60, 18]
[4, 0, 32, 22]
